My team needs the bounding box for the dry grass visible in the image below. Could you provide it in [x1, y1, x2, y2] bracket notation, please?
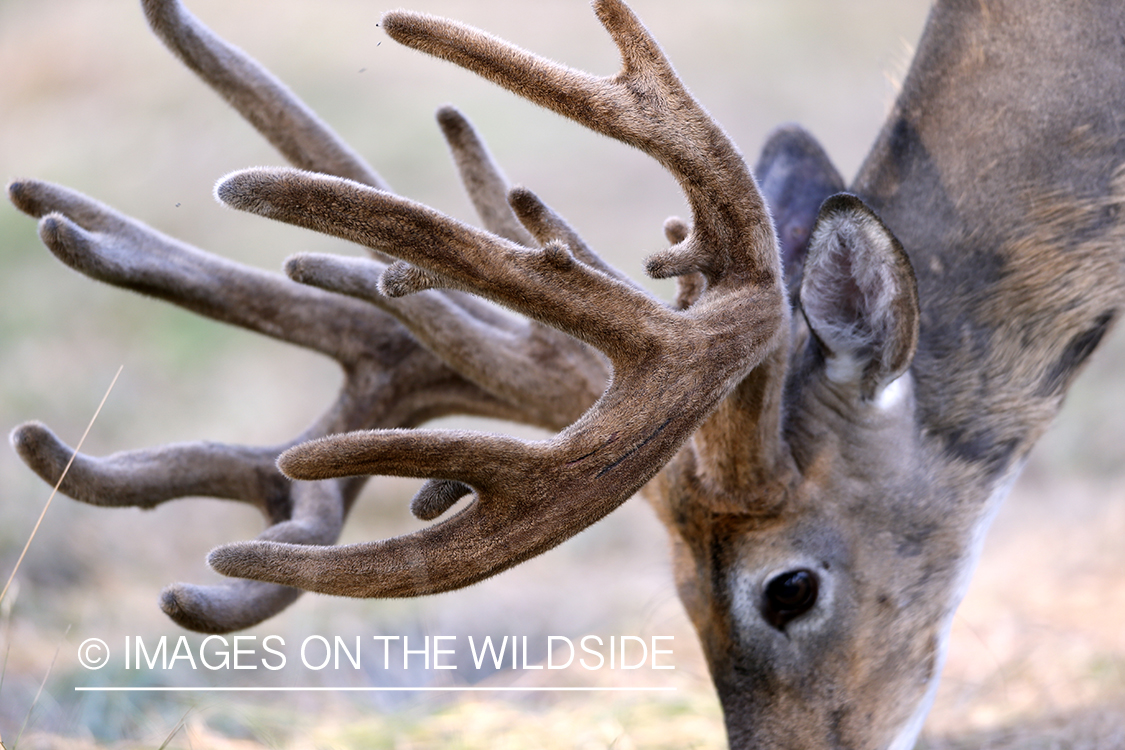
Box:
[1, 0, 1123, 747]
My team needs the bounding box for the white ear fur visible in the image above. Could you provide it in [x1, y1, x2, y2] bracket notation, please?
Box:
[800, 194, 919, 401]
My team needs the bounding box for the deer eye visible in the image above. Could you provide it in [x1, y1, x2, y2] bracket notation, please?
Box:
[761, 569, 819, 630]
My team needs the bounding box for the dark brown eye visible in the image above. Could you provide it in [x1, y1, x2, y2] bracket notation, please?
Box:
[761, 569, 819, 630]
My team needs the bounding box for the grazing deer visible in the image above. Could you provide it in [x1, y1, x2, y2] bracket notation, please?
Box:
[8, 0, 1124, 747]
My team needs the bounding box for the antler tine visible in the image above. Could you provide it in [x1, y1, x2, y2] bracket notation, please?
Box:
[286, 252, 607, 430]
[202, 2, 787, 598]
[435, 105, 536, 246]
[434, 105, 633, 284]
[10, 423, 287, 514]
[438, 103, 638, 287]
[141, 0, 385, 190]
[7, 180, 387, 364]
[382, 0, 777, 290]
[507, 186, 642, 289]
[160, 579, 301, 635]
[162, 478, 349, 633]
[7, 414, 327, 632]
[662, 217, 707, 310]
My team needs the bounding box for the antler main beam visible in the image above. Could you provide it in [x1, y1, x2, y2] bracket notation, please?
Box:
[141, 0, 386, 189]
[204, 0, 787, 597]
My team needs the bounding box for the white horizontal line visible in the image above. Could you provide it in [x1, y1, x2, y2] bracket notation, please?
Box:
[75, 686, 677, 693]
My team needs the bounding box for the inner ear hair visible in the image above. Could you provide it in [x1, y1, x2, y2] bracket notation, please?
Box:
[799, 193, 919, 401]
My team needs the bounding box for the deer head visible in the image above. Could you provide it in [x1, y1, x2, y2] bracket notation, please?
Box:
[8, 0, 1123, 748]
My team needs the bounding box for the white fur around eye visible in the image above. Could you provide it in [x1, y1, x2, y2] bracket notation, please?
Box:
[728, 559, 836, 636]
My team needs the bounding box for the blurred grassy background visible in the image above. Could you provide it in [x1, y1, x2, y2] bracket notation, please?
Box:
[1, 0, 1122, 747]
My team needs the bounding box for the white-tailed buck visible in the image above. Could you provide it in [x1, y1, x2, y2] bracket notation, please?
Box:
[8, 0, 1124, 747]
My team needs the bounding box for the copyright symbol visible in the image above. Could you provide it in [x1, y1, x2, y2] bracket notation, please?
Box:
[78, 638, 110, 669]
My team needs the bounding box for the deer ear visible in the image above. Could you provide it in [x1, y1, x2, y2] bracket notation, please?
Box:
[754, 124, 845, 301]
[799, 193, 919, 401]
